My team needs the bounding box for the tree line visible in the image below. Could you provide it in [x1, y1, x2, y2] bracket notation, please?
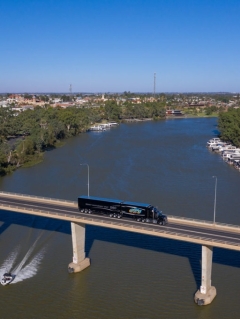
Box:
[218, 108, 240, 147]
[0, 101, 166, 175]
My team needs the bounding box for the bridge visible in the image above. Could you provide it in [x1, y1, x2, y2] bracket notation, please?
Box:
[1, 191, 240, 305]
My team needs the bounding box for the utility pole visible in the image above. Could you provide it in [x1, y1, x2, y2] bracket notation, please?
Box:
[69, 84, 72, 102]
[212, 176, 217, 224]
[153, 73, 156, 98]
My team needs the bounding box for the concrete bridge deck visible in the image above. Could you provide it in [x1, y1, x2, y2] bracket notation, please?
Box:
[0, 191, 239, 305]
[0, 191, 240, 251]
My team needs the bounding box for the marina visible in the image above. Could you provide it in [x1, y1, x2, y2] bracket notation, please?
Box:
[207, 138, 240, 171]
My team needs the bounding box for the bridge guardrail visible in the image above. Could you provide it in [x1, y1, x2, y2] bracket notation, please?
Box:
[168, 215, 240, 231]
[0, 191, 76, 205]
[1, 203, 240, 249]
[2, 190, 239, 231]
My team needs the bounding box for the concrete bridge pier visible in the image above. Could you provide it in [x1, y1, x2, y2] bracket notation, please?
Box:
[194, 245, 216, 306]
[68, 222, 90, 273]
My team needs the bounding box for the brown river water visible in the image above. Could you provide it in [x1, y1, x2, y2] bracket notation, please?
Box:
[0, 118, 240, 319]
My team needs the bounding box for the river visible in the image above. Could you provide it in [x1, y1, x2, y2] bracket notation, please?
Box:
[0, 117, 240, 319]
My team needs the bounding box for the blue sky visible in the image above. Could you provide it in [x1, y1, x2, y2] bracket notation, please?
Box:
[1, 0, 240, 93]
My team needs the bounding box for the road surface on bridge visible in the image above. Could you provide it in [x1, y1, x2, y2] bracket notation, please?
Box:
[0, 192, 240, 251]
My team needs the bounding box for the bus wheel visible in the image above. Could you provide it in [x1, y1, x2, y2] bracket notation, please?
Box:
[117, 214, 122, 219]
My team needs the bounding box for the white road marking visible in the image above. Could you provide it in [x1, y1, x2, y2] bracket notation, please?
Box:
[1, 199, 240, 243]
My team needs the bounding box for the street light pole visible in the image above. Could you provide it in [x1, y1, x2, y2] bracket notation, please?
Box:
[80, 164, 89, 197]
[212, 176, 217, 224]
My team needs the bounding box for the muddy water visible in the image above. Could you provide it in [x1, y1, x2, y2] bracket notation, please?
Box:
[0, 118, 240, 319]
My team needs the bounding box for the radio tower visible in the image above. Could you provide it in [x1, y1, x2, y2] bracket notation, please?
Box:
[69, 84, 72, 95]
[153, 73, 156, 97]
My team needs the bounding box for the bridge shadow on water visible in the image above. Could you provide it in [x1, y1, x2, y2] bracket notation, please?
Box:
[1, 209, 240, 289]
[0, 209, 71, 236]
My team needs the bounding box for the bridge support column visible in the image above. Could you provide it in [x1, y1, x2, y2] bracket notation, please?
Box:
[68, 222, 90, 273]
[194, 245, 216, 305]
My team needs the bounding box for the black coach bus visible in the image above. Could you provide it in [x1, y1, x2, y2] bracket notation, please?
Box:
[78, 196, 168, 225]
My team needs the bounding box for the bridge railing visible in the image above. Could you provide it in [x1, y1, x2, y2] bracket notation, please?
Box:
[1, 203, 240, 250]
[0, 191, 76, 205]
[168, 215, 240, 231]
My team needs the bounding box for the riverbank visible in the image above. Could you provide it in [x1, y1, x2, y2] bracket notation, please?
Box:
[121, 114, 218, 122]
[1, 117, 240, 319]
[0, 115, 219, 177]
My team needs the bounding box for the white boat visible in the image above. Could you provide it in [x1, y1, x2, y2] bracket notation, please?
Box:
[222, 150, 240, 158]
[208, 137, 221, 142]
[228, 154, 240, 164]
[89, 122, 118, 131]
[222, 148, 239, 156]
[207, 138, 220, 146]
[98, 123, 111, 129]
[223, 153, 240, 162]
[219, 145, 236, 152]
[207, 142, 218, 148]
[211, 142, 226, 150]
[1, 273, 15, 286]
[89, 125, 106, 131]
[214, 144, 233, 152]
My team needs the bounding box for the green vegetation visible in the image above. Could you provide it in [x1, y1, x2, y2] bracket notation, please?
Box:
[218, 108, 240, 147]
[0, 106, 98, 176]
[0, 102, 166, 176]
[1, 90, 238, 177]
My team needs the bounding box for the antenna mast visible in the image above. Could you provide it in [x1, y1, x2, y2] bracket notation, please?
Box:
[153, 73, 156, 97]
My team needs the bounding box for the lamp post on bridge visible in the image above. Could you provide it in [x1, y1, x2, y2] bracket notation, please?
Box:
[80, 164, 89, 197]
[212, 176, 217, 225]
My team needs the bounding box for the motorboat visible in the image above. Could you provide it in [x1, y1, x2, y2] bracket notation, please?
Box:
[207, 142, 218, 148]
[98, 123, 111, 129]
[208, 137, 221, 143]
[219, 145, 236, 153]
[1, 273, 15, 286]
[207, 141, 223, 148]
[89, 122, 118, 131]
[210, 142, 227, 151]
[228, 154, 240, 164]
[222, 149, 240, 159]
[207, 138, 220, 146]
[89, 125, 106, 131]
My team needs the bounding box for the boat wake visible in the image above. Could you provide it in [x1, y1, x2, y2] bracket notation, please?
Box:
[11, 248, 45, 284]
[0, 248, 19, 275]
[0, 233, 46, 285]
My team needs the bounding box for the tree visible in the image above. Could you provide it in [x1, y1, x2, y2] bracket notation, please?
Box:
[104, 101, 121, 121]
[218, 109, 240, 147]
